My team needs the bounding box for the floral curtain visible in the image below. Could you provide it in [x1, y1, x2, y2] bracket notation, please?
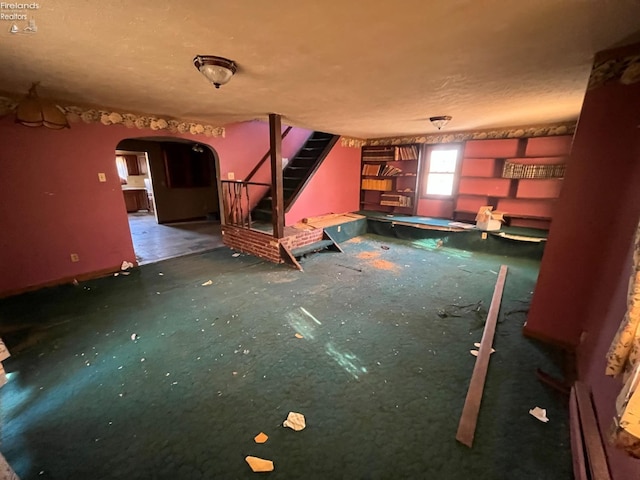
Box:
[606, 220, 640, 457]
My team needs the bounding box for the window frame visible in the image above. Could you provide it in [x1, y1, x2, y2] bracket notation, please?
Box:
[420, 144, 463, 199]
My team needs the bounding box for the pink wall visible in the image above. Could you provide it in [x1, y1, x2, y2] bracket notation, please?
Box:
[285, 142, 361, 225]
[417, 198, 454, 218]
[0, 117, 310, 296]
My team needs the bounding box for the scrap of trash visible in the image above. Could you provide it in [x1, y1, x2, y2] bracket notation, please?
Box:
[529, 407, 549, 423]
[245, 456, 274, 472]
[283, 411, 306, 431]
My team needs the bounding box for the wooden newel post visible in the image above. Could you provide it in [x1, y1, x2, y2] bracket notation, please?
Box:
[269, 113, 285, 238]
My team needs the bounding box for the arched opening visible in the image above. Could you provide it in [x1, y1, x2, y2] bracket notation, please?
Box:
[115, 137, 223, 264]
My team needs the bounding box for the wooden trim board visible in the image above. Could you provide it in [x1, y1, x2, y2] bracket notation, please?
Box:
[570, 387, 588, 480]
[574, 382, 611, 480]
[456, 264, 508, 448]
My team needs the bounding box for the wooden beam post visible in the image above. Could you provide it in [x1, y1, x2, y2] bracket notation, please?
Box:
[269, 113, 284, 238]
[456, 264, 508, 448]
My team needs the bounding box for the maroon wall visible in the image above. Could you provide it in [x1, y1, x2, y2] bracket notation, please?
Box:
[525, 44, 640, 348]
[526, 41, 640, 479]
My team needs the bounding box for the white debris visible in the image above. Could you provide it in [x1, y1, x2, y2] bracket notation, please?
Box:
[121, 261, 134, 271]
[131, 333, 138, 341]
[232, 253, 241, 258]
[283, 411, 306, 431]
[202, 280, 213, 286]
[529, 406, 549, 423]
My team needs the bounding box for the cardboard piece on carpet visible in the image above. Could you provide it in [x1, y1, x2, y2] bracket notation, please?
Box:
[254, 432, 268, 444]
[245, 456, 274, 472]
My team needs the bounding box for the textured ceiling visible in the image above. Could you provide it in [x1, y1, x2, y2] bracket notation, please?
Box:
[1, 0, 639, 138]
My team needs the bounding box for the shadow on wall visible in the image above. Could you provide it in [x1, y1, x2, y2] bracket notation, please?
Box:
[116, 138, 220, 224]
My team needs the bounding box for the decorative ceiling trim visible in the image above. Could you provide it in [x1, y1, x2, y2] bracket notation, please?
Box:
[588, 54, 640, 90]
[0, 94, 225, 137]
[341, 121, 577, 147]
[340, 137, 367, 148]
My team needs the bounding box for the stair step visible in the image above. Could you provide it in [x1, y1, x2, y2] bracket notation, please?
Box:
[291, 239, 335, 258]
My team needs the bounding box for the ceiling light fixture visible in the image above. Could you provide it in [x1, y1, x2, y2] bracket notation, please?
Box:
[15, 83, 70, 129]
[429, 115, 452, 130]
[193, 55, 237, 89]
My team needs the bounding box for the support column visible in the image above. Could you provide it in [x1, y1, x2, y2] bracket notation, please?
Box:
[269, 113, 285, 238]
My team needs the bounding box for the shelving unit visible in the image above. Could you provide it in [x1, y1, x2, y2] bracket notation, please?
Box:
[453, 136, 572, 229]
[360, 145, 421, 215]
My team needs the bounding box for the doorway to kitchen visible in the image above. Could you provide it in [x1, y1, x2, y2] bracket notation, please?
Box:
[115, 137, 224, 265]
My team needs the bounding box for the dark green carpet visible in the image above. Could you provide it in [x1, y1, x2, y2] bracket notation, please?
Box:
[0, 234, 571, 479]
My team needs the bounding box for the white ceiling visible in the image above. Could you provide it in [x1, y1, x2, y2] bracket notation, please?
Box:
[1, 0, 639, 138]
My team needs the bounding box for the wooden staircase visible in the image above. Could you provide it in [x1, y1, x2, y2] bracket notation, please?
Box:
[252, 131, 339, 221]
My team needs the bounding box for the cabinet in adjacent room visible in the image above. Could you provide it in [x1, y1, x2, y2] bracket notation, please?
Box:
[123, 189, 150, 212]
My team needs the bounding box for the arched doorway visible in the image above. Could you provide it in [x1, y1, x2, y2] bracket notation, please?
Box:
[115, 137, 224, 264]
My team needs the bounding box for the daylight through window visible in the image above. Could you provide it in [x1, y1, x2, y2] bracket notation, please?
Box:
[425, 149, 459, 196]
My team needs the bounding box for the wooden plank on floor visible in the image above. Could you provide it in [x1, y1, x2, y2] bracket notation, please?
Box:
[574, 381, 612, 480]
[455, 264, 508, 448]
[279, 244, 303, 272]
[322, 230, 344, 253]
[569, 387, 588, 480]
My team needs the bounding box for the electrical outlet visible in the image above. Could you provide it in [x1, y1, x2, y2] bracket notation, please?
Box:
[337, 226, 341, 232]
[98, 173, 107, 182]
[228, 172, 235, 180]
[481, 232, 488, 240]
[70, 253, 80, 262]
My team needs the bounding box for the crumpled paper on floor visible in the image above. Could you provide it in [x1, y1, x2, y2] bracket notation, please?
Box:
[283, 411, 306, 431]
[121, 261, 134, 271]
[529, 406, 549, 423]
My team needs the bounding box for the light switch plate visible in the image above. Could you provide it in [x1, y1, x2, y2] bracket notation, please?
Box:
[98, 173, 107, 182]
[228, 172, 235, 180]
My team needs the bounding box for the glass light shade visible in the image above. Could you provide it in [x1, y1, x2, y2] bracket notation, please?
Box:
[15, 84, 69, 129]
[194, 55, 237, 89]
[199, 64, 234, 88]
[429, 115, 452, 130]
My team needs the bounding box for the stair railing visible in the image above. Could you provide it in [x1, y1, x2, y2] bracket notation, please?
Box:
[221, 180, 270, 230]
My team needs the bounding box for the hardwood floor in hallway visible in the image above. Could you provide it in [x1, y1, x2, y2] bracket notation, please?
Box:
[128, 212, 224, 265]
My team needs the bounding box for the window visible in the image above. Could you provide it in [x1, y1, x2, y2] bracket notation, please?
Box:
[424, 148, 459, 196]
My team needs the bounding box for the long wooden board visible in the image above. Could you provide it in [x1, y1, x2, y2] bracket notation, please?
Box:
[569, 387, 588, 480]
[574, 382, 611, 480]
[456, 264, 508, 448]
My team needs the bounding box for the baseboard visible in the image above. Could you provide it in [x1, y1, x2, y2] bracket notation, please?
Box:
[0, 265, 124, 299]
[522, 324, 576, 352]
